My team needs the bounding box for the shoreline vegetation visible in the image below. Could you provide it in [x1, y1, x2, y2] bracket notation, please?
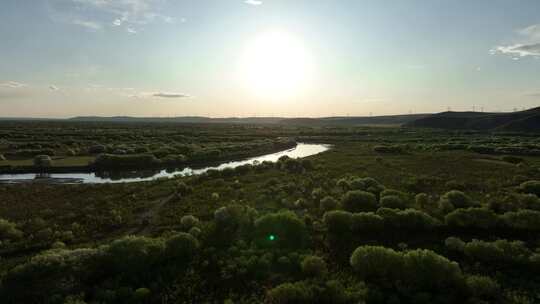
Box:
[0, 139, 297, 174]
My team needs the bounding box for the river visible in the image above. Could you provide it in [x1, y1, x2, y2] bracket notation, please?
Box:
[0, 143, 330, 184]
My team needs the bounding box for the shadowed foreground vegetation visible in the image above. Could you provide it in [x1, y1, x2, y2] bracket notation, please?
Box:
[1, 122, 540, 303]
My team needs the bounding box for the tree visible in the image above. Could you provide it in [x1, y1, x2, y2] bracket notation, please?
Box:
[466, 275, 500, 299]
[380, 195, 407, 210]
[323, 210, 353, 234]
[0, 218, 23, 240]
[351, 212, 384, 232]
[33, 155, 52, 167]
[501, 210, 540, 230]
[164, 232, 199, 271]
[439, 190, 476, 209]
[254, 211, 308, 249]
[102, 236, 166, 280]
[267, 282, 313, 303]
[350, 246, 404, 282]
[180, 215, 199, 230]
[301, 255, 327, 277]
[445, 208, 498, 229]
[341, 190, 378, 213]
[320, 196, 338, 212]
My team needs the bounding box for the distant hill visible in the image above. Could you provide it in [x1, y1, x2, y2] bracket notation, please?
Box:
[405, 107, 540, 132]
[69, 114, 429, 126]
[69, 116, 283, 124]
[279, 114, 430, 126]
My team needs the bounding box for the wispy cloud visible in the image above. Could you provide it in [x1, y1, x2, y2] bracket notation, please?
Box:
[490, 43, 540, 58]
[71, 19, 102, 30]
[518, 24, 540, 40]
[491, 24, 540, 58]
[153, 92, 190, 98]
[244, 0, 263, 6]
[49, 0, 175, 34]
[0, 81, 27, 88]
[117, 89, 191, 99]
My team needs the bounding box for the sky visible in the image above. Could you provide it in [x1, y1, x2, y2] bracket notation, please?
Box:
[1, 0, 540, 118]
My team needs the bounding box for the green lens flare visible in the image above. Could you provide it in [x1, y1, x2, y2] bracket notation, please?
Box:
[268, 235, 276, 241]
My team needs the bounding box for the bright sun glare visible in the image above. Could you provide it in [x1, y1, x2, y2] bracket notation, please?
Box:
[239, 31, 313, 100]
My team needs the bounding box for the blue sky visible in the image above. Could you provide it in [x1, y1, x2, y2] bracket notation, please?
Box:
[1, 0, 539, 117]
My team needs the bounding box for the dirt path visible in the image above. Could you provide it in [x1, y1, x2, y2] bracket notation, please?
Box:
[127, 194, 176, 235]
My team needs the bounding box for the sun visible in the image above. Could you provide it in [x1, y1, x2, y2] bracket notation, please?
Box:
[239, 31, 313, 100]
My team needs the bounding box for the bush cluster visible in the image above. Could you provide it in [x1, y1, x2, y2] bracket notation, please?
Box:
[445, 237, 539, 268]
[2, 233, 199, 302]
[350, 246, 466, 299]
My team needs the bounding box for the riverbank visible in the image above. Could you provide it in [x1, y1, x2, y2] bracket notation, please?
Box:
[0, 140, 297, 175]
[0, 143, 330, 184]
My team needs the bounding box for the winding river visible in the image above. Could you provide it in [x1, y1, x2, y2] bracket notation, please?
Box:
[0, 143, 330, 184]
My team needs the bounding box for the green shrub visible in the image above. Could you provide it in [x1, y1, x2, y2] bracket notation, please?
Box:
[463, 239, 531, 265]
[102, 236, 166, 277]
[188, 226, 202, 238]
[341, 190, 378, 212]
[402, 249, 464, 292]
[501, 210, 540, 230]
[311, 188, 324, 202]
[323, 210, 353, 234]
[380, 195, 407, 210]
[267, 281, 313, 303]
[415, 193, 430, 209]
[301, 255, 327, 277]
[351, 246, 465, 296]
[254, 211, 308, 249]
[2, 248, 100, 300]
[380, 189, 408, 200]
[180, 215, 199, 230]
[0, 218, 23, 240]
[164, 233, 199, 269]
[348, 177, 384, 193]
[466, 275, 500, 299]
[377, 208, 441, 230]
[351, 212, 384, 232]
[33, 155, 52, 167]
[214, 205, 258, 230]
[320, 196, 338, 211]
[350, 246, 404, 281]
[176, 182, 193, 196]
[445, 208, 498, 229]
[445, 236, 465, 252]
[440, 190, 476, 209]
[520, 180, 540, 197]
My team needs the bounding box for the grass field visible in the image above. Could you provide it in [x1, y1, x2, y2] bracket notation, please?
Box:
[1, 122, 540, 303]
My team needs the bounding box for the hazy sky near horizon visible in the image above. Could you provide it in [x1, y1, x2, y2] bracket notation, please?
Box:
[1, 0, 540, 118]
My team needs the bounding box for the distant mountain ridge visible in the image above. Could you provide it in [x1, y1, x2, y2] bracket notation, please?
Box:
[405, 107, 540, 132]
[278, 114, 430, 126]
[69, 116, 283, 124]
[68, 114, 430, 126]
[2, 108, 539, 132]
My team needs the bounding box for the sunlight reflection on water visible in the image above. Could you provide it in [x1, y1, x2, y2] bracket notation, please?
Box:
[0, 143, 330, 184]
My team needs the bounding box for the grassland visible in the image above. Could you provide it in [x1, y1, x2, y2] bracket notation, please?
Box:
[1, 122, 540, 303]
